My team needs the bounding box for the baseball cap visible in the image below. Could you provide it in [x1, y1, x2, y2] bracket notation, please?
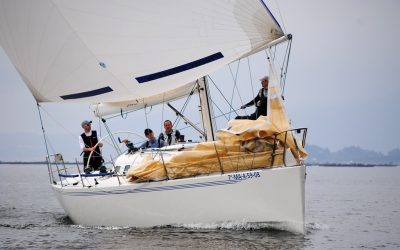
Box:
[81, 120, 92, 127]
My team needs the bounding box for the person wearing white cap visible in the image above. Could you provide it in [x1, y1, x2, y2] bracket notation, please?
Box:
[236, 76, 269, 120]
[78, 120, 104, 173]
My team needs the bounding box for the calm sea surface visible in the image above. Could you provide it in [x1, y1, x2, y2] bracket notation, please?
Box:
[0, 165, 399, 249]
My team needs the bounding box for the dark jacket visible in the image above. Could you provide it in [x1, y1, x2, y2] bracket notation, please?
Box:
[244, 88, 268, 117]
[81, 130, 103, 170]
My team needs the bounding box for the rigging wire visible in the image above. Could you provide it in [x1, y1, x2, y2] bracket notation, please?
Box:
[263, 37, 292, 99]
[279, 39, 290, 87]
[177, 108, 240, 132]
[210, 98, 229, 121]
[172, 83, 197, 128]
[36, 103, 54, 183]
[227, 60, 243, 120]
[39, 105, 76, 139]
[98, 116, 102, 138]
[281, 38, 292, 96]
[207, 76, 239, 117]
[246, 57, 255, 116]
[38, 104, 106, 162]
[160, 93, 165, 134]
[273, 0, 287, 33]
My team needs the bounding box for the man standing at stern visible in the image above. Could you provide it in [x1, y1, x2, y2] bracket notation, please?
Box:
[236, 76, 269, 120]
[79, 120, 103, 173]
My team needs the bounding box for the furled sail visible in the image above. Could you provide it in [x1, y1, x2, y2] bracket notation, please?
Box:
[126, 63, 308, 182]
[0, 0, 283, 114]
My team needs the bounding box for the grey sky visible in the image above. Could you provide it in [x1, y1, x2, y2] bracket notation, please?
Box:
[1, 0, 399, 161]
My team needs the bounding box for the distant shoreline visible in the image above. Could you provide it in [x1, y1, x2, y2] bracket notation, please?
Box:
[0, 161, 398, 167]
[0, 161, 81, 165]
[307, 163, 398, 167]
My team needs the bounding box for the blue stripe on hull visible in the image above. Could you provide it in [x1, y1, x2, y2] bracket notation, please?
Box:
[62, 179, 242, 197]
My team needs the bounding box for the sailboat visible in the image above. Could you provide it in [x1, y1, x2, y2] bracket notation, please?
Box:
[0, 0, 308, 233]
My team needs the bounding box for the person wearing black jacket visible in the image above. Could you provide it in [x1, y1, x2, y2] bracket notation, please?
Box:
[78, 120, 104, 172]
[236, 76, 269, 120]
[158, 120, 181, 146]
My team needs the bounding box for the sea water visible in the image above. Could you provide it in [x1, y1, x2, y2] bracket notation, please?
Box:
[0, 164, 399, 249]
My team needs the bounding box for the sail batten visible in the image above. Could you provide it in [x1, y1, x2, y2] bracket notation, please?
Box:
[0, 0, 284, 110]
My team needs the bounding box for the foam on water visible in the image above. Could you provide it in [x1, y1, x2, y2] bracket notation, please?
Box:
[163, 221, 300, 233]
[66, 220, 305, 234]
[306, 222, 330, 231]
[70, 224, 130, 230]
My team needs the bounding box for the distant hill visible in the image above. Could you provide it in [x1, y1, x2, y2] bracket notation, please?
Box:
[305, 145, 400, 164]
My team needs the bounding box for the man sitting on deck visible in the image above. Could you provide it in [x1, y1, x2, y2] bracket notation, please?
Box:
[122, 128, 165, 152]
[141, 128, 166, 149]
[158, 119, 181, 146]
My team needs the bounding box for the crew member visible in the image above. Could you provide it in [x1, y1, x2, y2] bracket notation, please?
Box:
[236, 76, 269, 120]
[79, 120, 103, 172]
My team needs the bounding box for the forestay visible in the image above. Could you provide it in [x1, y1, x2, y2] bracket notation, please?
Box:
[0, 0, 283, 116]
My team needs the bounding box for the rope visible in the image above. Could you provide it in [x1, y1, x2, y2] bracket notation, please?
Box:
[144, 103, 150, 129]
[120, 109, 128, 119]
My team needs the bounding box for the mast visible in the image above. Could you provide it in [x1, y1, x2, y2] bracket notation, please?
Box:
[197, 77, 216, 141]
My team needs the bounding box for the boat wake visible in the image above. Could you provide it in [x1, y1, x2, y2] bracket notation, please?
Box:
[70, 224, 130, 231]
[0, 223, 36, 230]
[305, 222, 330, 232]
[159, 221, 300, 233]
[66, 221, 302, 233]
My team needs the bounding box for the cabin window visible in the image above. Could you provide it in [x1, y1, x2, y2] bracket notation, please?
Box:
[123, 165, 131, 173]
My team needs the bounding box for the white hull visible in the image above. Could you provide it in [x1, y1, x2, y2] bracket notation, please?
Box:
[52, 165, 305, 234]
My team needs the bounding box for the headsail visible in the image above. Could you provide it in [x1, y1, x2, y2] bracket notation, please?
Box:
[0, 0, 283, 112]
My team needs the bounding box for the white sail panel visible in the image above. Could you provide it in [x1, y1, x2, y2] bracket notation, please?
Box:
[0, 0, 283, 104]
[93, 81, 196, 117]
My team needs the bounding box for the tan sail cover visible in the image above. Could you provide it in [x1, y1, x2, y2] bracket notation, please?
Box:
[127, 64, 308, 181]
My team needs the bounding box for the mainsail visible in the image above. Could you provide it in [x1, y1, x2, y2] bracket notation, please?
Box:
[0, 0, 283, 116]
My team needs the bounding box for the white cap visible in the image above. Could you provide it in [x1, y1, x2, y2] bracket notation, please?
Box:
[259, 76, 269, 81]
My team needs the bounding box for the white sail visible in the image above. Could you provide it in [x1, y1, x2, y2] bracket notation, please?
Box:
[0, 0, 283, 108]
[93, 81, 196, 117]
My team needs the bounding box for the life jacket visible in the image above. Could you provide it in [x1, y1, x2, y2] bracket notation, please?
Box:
[255, 88, 268, 116]
[159, 130, 181, 145]
[80, 130, 101, 158]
